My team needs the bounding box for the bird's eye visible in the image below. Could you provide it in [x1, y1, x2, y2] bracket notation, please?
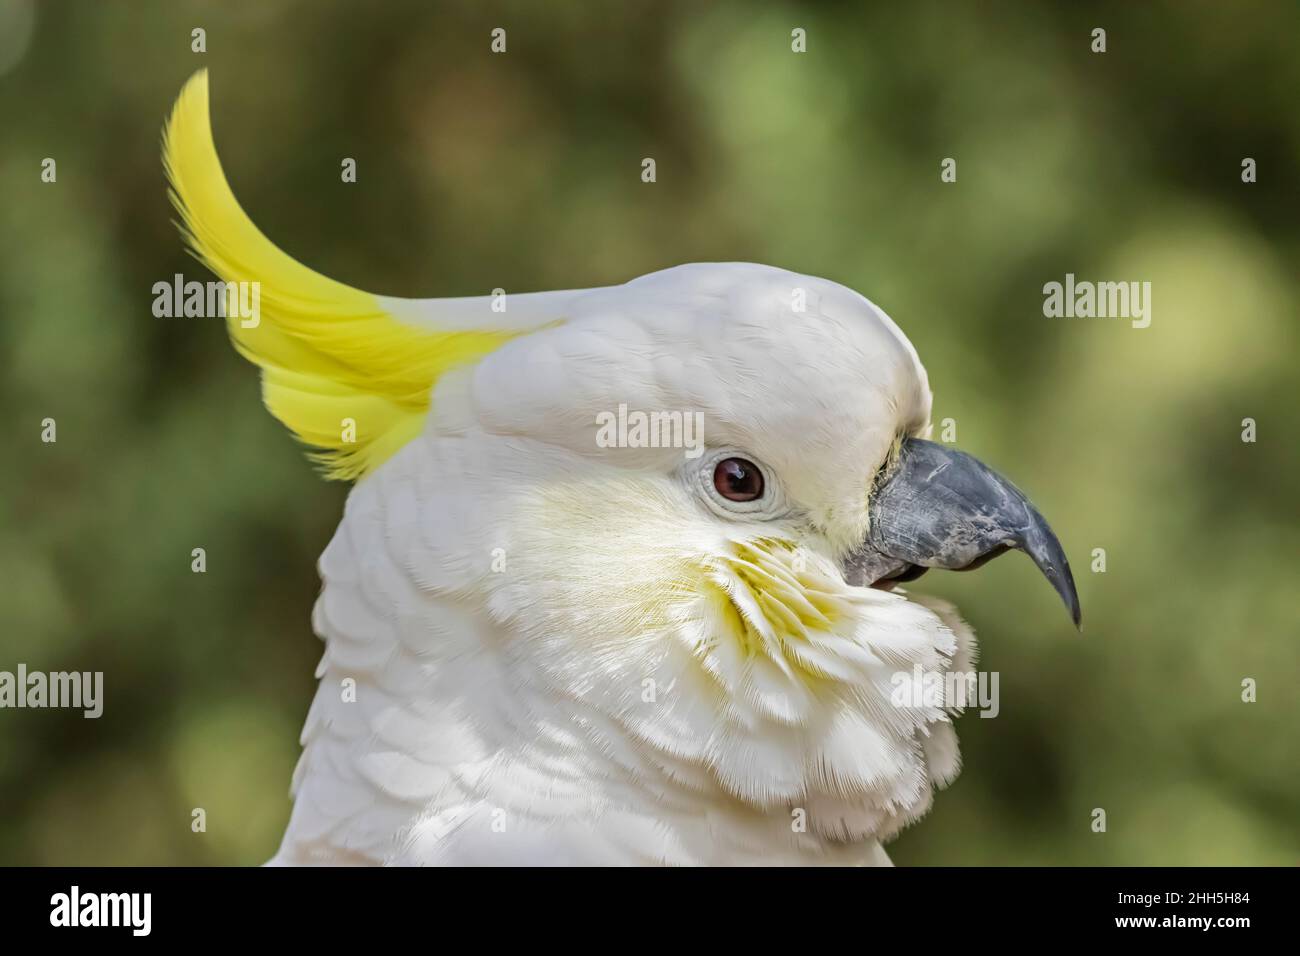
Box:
[713, 457, 764, 502]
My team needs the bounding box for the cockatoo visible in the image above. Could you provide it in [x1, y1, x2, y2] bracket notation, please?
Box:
[164, 71, 1079, 866]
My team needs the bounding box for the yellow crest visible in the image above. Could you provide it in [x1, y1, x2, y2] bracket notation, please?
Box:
[163, 70, 527, 479]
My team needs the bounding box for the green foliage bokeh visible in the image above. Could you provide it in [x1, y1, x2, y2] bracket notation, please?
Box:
[0, 0, 1296, 865]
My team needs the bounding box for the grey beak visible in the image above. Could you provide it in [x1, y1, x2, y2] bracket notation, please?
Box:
[843, 438, 1081, 628]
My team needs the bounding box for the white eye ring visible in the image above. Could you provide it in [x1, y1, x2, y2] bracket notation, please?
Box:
[691, 448, 789, 520]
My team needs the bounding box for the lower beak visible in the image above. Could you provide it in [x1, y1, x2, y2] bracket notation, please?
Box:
[843, 438, 1081, 628]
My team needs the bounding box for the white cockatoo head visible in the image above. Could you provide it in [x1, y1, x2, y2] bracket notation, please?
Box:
[164, 71, 1078, 856]
[409, 262, 1078, 833]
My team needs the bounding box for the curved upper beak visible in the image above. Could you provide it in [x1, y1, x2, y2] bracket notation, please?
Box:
[843, 438, 1081, 629]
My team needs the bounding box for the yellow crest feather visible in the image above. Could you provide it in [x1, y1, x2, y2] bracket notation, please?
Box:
[162, 69, 520, 480]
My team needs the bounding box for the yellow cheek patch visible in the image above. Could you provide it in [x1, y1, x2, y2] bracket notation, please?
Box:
[701, 537, 865, 686]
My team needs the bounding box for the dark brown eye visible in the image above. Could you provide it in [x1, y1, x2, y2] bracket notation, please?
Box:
[713, 457, 764, 502]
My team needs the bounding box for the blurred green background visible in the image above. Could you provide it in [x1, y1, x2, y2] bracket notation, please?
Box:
[1, 0, 1296, 865]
